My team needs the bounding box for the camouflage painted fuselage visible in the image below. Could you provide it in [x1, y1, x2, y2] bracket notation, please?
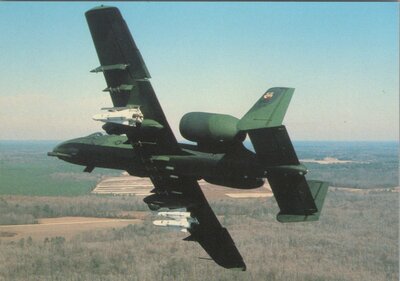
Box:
[50, 132, 268, 189]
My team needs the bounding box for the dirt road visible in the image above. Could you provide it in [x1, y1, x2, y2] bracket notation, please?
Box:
[0, 217, 141, 241]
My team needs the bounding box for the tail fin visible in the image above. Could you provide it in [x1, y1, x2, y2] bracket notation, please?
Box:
[237, 87, 294, 131]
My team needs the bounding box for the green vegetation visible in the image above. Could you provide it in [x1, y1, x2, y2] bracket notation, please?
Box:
[0, 141, 119, 196]
[0, 191, 398, 280]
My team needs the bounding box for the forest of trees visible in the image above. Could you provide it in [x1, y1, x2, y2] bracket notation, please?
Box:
[0, 191, 398, 281]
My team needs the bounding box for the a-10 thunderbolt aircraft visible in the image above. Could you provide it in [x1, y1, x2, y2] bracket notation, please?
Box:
[48, 6, 328, 271]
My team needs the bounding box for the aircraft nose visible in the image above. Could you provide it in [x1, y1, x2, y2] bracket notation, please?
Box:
[48, 143, 79, 158]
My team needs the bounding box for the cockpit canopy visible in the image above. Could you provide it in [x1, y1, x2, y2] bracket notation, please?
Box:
[86, 132, 105, 138]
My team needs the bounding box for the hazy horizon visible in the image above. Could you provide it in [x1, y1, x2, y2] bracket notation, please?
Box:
[0, 139, 397, 144]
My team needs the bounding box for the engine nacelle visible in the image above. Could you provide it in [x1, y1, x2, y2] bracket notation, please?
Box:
[179, 112, 245, 143]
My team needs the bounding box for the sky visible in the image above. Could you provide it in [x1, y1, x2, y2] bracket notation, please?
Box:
[0, 2, 398, 141]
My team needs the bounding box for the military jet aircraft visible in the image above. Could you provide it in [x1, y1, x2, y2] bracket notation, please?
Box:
[48, 6, 328, 271]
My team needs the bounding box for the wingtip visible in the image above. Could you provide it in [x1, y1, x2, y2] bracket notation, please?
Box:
[229, 263, 246, 271]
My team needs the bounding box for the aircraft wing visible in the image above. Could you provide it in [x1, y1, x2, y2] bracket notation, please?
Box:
[150, 176, 246, 271]
[85, 6, 180, 153]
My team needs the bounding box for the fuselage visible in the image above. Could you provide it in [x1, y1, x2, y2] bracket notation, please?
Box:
[49, 132, 268, 189]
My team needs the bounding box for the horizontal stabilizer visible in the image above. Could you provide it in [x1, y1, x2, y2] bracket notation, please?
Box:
[268, 173, 317, 217]
[248, 123, 328, 222]
[276, 180, 329, 222]
[248, 125, 300, 167]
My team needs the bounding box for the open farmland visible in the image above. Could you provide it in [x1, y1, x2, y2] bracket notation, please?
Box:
[0, 217, 142, 241]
